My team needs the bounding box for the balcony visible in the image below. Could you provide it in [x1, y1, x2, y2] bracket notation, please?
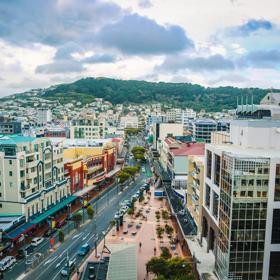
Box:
[26, 171, 37, 179]
[26, 160, 37, 168]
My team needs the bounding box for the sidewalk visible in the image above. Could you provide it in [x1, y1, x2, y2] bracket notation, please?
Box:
[72, 184, 187, 280]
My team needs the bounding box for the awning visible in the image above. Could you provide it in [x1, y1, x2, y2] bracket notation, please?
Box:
[4, 222, 35, 241]
[30, 196, 77, 225]
[105, 166, 121, 178]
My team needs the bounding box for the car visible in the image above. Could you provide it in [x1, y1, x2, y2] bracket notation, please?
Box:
[0, 256, 16, 271]
[55, 220, 67, 229]
[61, 260, 76, 277]
[114, 211, 120, 219]
[17, 245, 34, 259]
[78, 243, 90, 256]
[120, 206, 129, 214]
[31, 237, 44, 247]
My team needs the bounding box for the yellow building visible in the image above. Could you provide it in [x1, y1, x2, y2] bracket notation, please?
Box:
[187, 155, 205, 233]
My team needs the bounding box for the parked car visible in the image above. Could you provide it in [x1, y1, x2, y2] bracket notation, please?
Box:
[31, 237, 44, 247]
[61, 260, 75, 277]
[114, 211, 120, 219]
[55, 220, 67, 229]
[0, 256, 16, 271]
[78, 243, 90, 256]
[17, 245, 34, 259]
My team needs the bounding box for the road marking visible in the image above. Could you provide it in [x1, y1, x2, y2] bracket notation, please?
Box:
[82, 232, 90, 241]
[43, 255, 58, 266]
[72, 232, 83, 239]
[55, 257, 66, 268]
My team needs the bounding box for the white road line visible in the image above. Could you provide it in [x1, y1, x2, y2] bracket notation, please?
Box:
[82, 232, 90, 241]
[43, 255, 58, 266]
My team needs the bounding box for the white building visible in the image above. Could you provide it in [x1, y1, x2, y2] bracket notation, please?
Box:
[119, 116, 139, 129]
[202, 119, 280, 280]
[37, 108, 52, 125]
[0, 135, 70, 222]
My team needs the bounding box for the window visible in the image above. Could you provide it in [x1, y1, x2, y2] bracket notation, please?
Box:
[269, 252, 280, 278]
[205, 184, 211, 209]
[0, 193, 1, 197]
[206, 150, 212, 179]
[274, 164, 280, 201]
[0, 204, 2, 208]
[272, 209, 280, 244]
[214, 155, 221, 187]
[9, 171, 12, 176]
[9, 160, 12, 165]
[9, 182, 13, 187]
[212, 191, 219, 219]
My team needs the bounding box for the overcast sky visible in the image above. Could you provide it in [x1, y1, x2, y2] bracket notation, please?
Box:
[0, 0, 280, 96]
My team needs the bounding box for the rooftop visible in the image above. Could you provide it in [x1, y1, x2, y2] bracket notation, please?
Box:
[171, 143, 205, 156]
[0, 134, 35, 145]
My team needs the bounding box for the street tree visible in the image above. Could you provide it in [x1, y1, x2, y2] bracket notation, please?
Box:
[87, 205, 95, 219]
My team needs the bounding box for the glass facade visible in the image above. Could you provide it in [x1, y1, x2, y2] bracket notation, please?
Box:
[274, 164, 280, 201]
[214, 154, 221, 187]
[216, 154, 270, 280]
[207, 150, 212, 179]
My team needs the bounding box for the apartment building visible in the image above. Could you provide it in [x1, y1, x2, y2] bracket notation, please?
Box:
[37, 108, 52, 125]
[187, 155, 204, 233]
[188, 119, 229, 143]
[70, 118, 105, 139]
[0, 121, 22, 135]
[202, 119, 280, 280]
[0, 135, 70, 221]
[119, 116, 139, 129]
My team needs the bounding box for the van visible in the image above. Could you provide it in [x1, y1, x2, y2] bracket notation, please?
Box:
[0, 256, 16, 271]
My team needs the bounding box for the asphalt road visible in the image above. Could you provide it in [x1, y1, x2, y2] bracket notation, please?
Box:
[5, 135, 149, 280]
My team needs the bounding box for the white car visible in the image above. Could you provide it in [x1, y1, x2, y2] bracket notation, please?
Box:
[31, 237, 44, 247]
[0, 256, 16, 271]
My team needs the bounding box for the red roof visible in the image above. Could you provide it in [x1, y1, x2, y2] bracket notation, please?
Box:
[171, 143, 205, 156]
[112, 138, 121, 143]
[164, 137, 176, 146]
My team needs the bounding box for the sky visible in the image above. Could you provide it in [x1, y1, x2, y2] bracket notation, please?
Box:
[0, 0, 280, 97]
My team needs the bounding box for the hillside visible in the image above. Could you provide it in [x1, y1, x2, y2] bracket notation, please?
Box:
[41, 77, 272, 111]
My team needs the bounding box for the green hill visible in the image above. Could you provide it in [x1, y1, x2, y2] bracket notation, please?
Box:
[42, 77, 272, 111]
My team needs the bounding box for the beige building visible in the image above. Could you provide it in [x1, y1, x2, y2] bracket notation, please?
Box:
[187, 155, 204, 233]
[211, 131, 230, 145]
[0, 135, 70, 221]
[70, 118, 105, 139]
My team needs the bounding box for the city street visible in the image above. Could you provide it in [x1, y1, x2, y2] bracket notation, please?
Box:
[4, 172, 148, 280]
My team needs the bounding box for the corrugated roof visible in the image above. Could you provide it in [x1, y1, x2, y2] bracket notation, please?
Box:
[106, 244, 137, 280]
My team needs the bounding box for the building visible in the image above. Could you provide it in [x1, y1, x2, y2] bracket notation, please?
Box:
[64, 143, 118, 194]
[188, 119, 229, 143]
[182, 109, 197, 126]
[211, 131, 230, 145]
[70, 118, 105, 139]
[145, 115, 166, 131]
[119, 116, 139, 129]
[260, 92, 280, 106]
[151, 123, 184, 150]
[0, 135, 70, 222]
[37, 109, 52, 125]
[202, 119, 280, 280]
[187, 155, 204, 233]
[0, 121, 22, 135]
[44, 127, 66, 138]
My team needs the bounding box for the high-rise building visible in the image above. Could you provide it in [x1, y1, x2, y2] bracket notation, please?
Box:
[202, 119, 280, 280]
[0, 121, 22, 135]
[0, 135, 70, 221]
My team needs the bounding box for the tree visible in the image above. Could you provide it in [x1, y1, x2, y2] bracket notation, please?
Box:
[58, 230, 65, 243]
[73, 212, 82, 228]
[160, 247, 172, 259]
[87, 205, 95, 219]
[165, 224, 174, 236]
[146, 257, 195, 280]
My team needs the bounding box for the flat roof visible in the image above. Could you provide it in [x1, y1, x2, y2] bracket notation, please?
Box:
[106, 244, 137, 280]
[207, 144, 280, 158]
[0, 135, 35, 145]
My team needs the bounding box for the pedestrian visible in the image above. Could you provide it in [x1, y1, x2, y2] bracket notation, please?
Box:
[0, 271, 3, 280]
[139, 242, 142, 249]
[154, 246, 157, 256]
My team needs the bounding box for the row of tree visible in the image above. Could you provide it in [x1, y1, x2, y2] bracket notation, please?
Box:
[117, 165, 140, 184]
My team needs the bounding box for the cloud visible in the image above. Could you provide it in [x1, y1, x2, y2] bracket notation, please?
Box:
[54, 42, 84, 60]
[36, 60, 84, 74]
[227, 19, 273, 37]
[138, 0, 153, 9]
[238, 49, 280, 68]
[157, 54, 234, 72]
[97, 14, 193, 55]
[0, 0, 122, 46]
[82, 54, 117, 64]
